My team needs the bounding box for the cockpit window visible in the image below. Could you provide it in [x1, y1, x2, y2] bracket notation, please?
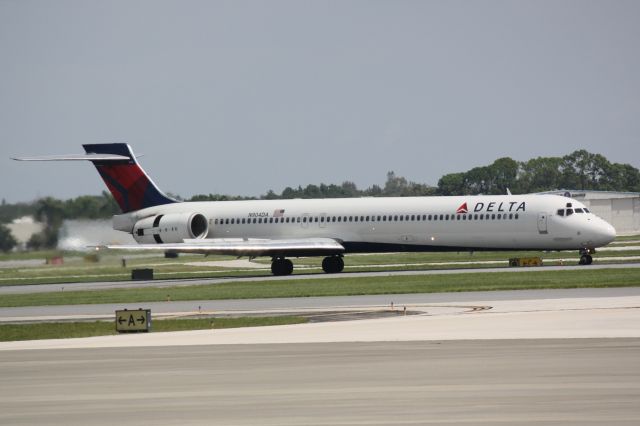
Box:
[575, 208, 584, 213]
[566, 209, 574, 216]
[583, 208, 590, 213]
[557, 209, 565, 217]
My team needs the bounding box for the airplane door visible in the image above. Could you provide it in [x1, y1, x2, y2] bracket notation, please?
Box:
[537, 213, 548, 234]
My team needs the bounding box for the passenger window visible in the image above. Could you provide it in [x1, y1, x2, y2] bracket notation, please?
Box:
[338, 217, 342, 222]
[366, 216, 370, 221]
[422, 215, 427, 220]
[456, 215, 461, 220]
[515, 213, 519, 219]
[557, 209, 564, 216]
[285, 218, 290, 223]
[214, 219, 219, 225]
[360, 216, 365, 221]
[405, 215, 409, 221]
[332, 216, 336, 222]
[509, 213, 513, 219]
[439, 214, 444, 220]
[479, 214, 484, 220]
[394, 215, 398, 221]
[491, 214, 495, 220]
[225, 219, 229, 225]
[399, 215, 403, 221]
[428, 215, 432, 221]
[474, 214, 478, 220]
[302, 217, 307, 223]
[497, 214, 501, 219]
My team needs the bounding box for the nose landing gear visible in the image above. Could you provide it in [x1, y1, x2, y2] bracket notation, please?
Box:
[578, 249, 594, 265]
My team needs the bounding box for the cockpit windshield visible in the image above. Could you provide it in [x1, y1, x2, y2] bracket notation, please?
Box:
[557, 206, 589, 217]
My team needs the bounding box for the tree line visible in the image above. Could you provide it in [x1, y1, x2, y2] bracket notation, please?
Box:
[0, 149, 638, 251]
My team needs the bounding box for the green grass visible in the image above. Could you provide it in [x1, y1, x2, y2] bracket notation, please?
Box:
[2, 246, 639, 287]
[1, 268, 638, 308]
[0, 316, 308, 342]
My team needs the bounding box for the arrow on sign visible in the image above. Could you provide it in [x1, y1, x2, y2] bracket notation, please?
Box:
[118, 317, 126, 325]
[137, 316, 145, 324]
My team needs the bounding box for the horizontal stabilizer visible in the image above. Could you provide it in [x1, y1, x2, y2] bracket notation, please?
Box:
[12, 153, 130, 161]
[104, 237, 345, 257]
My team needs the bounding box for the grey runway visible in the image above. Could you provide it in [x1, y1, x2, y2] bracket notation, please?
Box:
[1, 339, 639, 425]
[2, 261, 640, 295]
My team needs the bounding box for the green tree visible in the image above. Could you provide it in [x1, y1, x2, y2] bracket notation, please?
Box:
[437, 173, 466, 195]
[0, 224, 17, 252]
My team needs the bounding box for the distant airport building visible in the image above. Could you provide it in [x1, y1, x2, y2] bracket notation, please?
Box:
[540, 190, 640, 235]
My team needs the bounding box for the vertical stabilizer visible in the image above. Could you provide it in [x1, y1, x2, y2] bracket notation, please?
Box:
[82, 143, 176, 213]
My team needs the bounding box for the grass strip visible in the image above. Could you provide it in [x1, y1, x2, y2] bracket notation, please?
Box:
[0, 316, 307, 342]
[1, 268, 638, 308]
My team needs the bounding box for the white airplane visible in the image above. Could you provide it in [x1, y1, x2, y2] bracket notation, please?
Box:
[15, 143, 616, 275]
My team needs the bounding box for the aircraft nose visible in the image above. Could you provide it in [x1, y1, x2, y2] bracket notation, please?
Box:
[597, 221, 616, 245]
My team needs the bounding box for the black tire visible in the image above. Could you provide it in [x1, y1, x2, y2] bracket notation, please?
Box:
[322, 256, 344, 274]
[586, 254, 593, 265]
[271, 258, 293, 276]
[579, 255, 588, 265]
[282, 258, 293, 275]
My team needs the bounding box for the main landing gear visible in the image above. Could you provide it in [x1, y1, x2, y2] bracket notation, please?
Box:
[271, 257, 293, 276]
[578, 248, 594, 265]
[270, 255, 345, 276]
[322, 255, 344, 274]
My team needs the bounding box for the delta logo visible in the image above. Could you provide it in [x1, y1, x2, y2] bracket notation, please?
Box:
[456, 201, 526, 214]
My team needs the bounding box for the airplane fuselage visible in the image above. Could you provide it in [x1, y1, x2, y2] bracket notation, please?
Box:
[118, 194, 615, 253]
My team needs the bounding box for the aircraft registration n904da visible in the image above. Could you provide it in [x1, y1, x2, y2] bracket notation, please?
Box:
[14, 143, 616, 275]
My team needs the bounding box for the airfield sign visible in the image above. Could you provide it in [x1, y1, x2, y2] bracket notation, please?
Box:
[115, 309, 151, 332]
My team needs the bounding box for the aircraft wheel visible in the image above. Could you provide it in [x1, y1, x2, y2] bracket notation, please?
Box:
[579, 254, 593, 265]
[322, 256, 344, 274]
[271, 258, 294, 276]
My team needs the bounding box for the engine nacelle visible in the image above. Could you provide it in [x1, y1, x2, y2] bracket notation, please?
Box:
[133, 213, 209, 244]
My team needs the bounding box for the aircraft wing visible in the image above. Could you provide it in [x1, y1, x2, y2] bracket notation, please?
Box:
[104, 237, 345, 257]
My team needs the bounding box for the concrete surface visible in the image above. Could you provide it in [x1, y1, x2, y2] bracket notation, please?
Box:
[1, 340, 639, 425]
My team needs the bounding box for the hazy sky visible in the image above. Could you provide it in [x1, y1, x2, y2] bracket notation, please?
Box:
[1, 0, 639, 202]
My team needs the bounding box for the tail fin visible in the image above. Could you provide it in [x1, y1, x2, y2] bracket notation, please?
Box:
[14, 143, 176, 213]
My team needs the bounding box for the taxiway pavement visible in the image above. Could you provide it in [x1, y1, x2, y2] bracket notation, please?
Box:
[1, 339, 639, 425]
